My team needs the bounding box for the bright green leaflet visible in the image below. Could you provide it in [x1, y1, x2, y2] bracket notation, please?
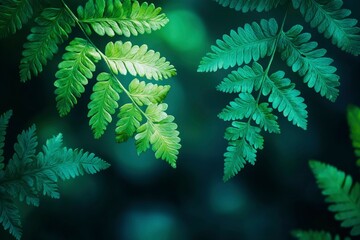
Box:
[0, 0, 181, 167]
[347, 105, 360, 166]
[198, 0, 360, 181]
[0, 110, 110, 240]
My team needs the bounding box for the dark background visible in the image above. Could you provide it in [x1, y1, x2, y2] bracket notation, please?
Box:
[1, 0, 360, 239]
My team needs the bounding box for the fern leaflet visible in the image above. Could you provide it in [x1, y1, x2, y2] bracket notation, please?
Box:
[309, 160, 360, 236]
[0, 0, 34, 38]
[198, 18, 279, 72]
[77, 0, 168, 37]
[0, 110, 12, 170]
[104, 41, 176, 80]
[19, 7, 75, 82]
[55, 37, 101, 117]
[128, 79, 170, 106]
[0, 110, 109, 239]
[88, 72, 122, 139]
[292, 0, 360, 56]
[292, 230, 350, 240]
[278, 24, 340, 102]
[347, 105, 360, 167]
[215, 0, 284, 13]
[115, 103, 142, 143]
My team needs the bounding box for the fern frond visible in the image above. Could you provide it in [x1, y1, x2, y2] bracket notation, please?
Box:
[55, 37, 101, 117]
[19, 7, 75, 82]
[262, 70, 308, 129]
[253, 102, 280, 133]
[0, 0, 34, 38]
[218, 93, 257, 121]
[292, 0, 360, 56]
[77, 0, 168, 37]
[115, 103, 142, 143]
[129, 79, 170, 106]
[0, 110, 12, 170]
[347, 105, 360, 166]
[292, 229, 348, 240]
[0, 196, 22, 240]
[309, 160, 360, 236]
[105, 41, 176, 80]
[198, 18, 279, 72]
[216, 62, 263, 94]
[88, 72, 122, 139]
[278, 25, 340, 102]
[135, 103, 181, 167]
[215, 0, 284, 13]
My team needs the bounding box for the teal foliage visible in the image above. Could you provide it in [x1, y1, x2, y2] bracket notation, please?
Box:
[198, 0, 360, 181]
[0, 110, 110, 239]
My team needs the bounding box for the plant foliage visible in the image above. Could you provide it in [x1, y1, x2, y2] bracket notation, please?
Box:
[198, 0, 360, 181]
[292, 230, 350, 240]
[0, 0, 181, 167]
[0, 110, 110, 239]
[347, 105, 360, 166]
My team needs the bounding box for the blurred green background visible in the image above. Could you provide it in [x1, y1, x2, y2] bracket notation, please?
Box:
[1, 0, 360, 239]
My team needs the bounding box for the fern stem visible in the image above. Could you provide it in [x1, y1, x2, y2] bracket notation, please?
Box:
[60, 0, 152, 124]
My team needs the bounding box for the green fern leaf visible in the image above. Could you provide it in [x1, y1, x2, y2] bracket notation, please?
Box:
[55, 37, 101, 117]
[292, 229, 349, 240]
[347, 105, 360, 167]
[135, 103, 181, 167]
[0, 196, 22, 240]
[278, 25, 340, 102]
[216, 62, 263, 94]
[0, 110, 12, 170]
[253, 102, 280, 133]
[88, 72, 122, 139]
[0, 0, 34, 38]
[77, 0, 168, 37]
[309, 160, 360, 236]
[215, 0, 284, 12]
[19, 7, 75, 82]
[292, 0, 360, 56]
[262, 70, 308, 129]
[198, 18, 279, 72]
[115, 103, 142, 143]
[225, 121, 264, 149]
[105, 41, 176, 80]
[129, 78, 170, 106]
[219, 93, 257, 121]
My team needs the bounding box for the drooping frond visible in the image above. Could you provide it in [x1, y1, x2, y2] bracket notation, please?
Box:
[0, 0, 34, 38]
[77, 0, 169, 37]
[278, 25, 340, 102]
[0, 196, 22, 240]
[215, 0, 284, 13]
[292, 229, 349, 240]
[19, 7, 75, 82]
[88, 72, 122, 139]
[347, 105, 360, 166]
[0, 111, 109, 239]
[309, 160, 360, 236]
[105, 41, 176, 80]
[198, 18, 279, 72]
[135, 103, 181, 167]
[55, 38, 101, 117]
[0, 110, 12, 170]
[292, 0, 360, 56]
[115, 103, 142, 143]
[262, 70, 308, 129]
[217, 62, 263, 94]
[128, 79, 170, 106]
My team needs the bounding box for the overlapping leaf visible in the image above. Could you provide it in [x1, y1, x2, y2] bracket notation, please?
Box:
[115, 103, 142, 143]
[88, 72, 122, 139]
[19, 7, 75, 82]
[0, 0, 34, 38]
[128, 78, 170, 106]
[55, 38, 101, 117]
[310, 160, 360, 236]
[198, 18, 279, 72]
[292, 0, 360, 56]
[77, 0, 168, 37]
[105, 41, 176, 80]
[278, 25, 340, 102]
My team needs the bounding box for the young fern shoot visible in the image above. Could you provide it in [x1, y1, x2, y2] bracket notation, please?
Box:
[0, 110, 110, 240]
[0, 0, 181, 168]
[198, 0, 360, 181]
